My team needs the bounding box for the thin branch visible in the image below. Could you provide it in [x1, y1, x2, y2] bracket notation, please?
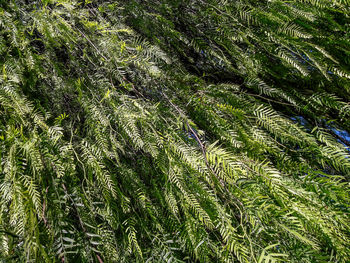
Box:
[162, 91, 226, 188]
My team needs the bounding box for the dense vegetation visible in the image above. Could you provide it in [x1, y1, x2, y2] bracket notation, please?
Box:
[1, 0, 350, 262]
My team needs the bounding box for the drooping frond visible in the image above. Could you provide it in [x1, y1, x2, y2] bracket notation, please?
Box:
[0, 0, 350, 262]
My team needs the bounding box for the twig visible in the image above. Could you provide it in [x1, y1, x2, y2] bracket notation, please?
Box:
[61, 183, 104, 263]
[161, 92, 224, 187]
[0, 229, 19, 238]
[75, 27, 108, 61]
[161, 92, 246, 209]
[42, 186, 49, 225]
[243, 92, 295, 106]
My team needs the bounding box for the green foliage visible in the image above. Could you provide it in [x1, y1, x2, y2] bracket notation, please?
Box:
[0, 0, 350, 262]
